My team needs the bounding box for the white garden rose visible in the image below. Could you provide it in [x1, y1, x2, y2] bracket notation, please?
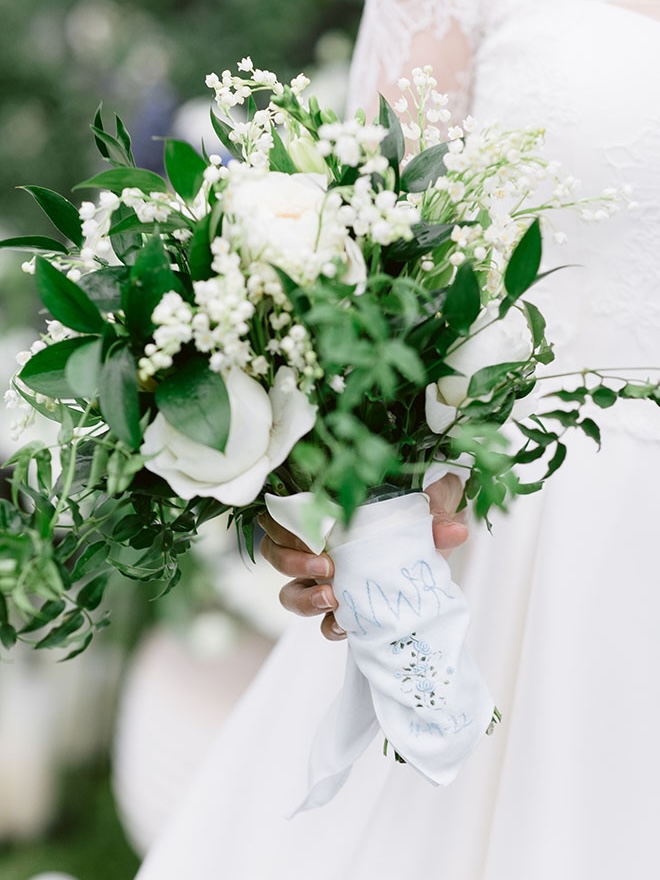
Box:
[425, 303, 534, 434]
[141, 366, 317, 506]
[439, 303, 533, 406]
[222, 168, 366, 287]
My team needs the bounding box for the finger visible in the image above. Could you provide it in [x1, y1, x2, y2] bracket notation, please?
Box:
[279, 578, 337, 617]
[260, 534, 334, 579]
[432, 519, 469, 556]
[257, 512, 311, 553]
[320, 612, 347, 642]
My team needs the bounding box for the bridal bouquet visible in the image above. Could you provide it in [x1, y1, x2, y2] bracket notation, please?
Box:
[2, 59, 658, 802]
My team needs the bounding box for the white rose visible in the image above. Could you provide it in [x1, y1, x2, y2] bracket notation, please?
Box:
[141, 366, 317, 506]
[438, 303, 533, 406]
[222, 169, 366, 287]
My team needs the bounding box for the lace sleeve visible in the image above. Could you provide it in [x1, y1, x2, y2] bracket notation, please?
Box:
[346, 0, 484, 121]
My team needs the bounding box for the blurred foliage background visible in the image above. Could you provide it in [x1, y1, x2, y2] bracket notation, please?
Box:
[0, 1, 363, 877]
[0, 0, 363, 326]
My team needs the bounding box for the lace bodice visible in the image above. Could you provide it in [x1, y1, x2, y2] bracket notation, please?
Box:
[349, 0, 660, 443]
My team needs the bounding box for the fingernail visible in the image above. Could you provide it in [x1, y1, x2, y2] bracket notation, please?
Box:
[311, 589, 334, 611]
[331, 621, 346, 638]
[308, 556, 331, 578]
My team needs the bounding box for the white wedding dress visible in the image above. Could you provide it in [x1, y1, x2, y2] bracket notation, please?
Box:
[134, 2, 660, 878]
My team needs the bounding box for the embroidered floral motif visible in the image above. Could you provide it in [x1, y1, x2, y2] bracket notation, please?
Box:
[390, 632, 454, 709]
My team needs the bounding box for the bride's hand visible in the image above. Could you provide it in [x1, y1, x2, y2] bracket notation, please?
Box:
[258, 474, 468, 641]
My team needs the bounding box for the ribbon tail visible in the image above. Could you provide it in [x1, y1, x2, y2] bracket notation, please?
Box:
[290, 649, 379, 815]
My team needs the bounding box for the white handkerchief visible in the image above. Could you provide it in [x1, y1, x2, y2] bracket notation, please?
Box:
[265, 491, 494, 813]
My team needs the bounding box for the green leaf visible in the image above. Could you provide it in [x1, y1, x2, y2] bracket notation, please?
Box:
[35, 611, 86, 649]
[467, 362, 525, 399]
[164, 139, 207, 202]
[385, 222, 453, 262]
[544, 440, 567, 479]
[74, 168, 169, 194]
[77, 266, 129, 312]
[0, 235, 69, 253]
[378, 94, 405, 179]
[20, 601, 67, 635]
[400, 142, 449, 193]
[19, 186, 83, 246]
[107, 203, 143, 265]
[591, 385, 618, 408]
[384, 339, 426, 384]
[65, 337, 103, 397]
[108, 213, 190, 237]
[0, 624, 17, 650]
[115, 113, 136, 164]
[35, 257, 105, 333]
[579, 417, 601, 447]
[443, 263, 481, 334]
[92, 103, 110, 159]
[77, 574, 108, 611]
[188, 214, 214, 281]
[124, 235, 184, 338]
[522, 300, 547, 348]
[20, 337, 93, 398]
[155, 356, 231, 452]
[89, 126, 133, 168]
[71, 541, 109, 581]
[269, 126, 298, 173]
[503, 219, 542, 302]
[210, 110, 243, 161]
[60, 631, 95, 661]
[98, 345, 142, 449]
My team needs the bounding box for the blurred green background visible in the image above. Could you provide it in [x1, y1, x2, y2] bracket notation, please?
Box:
[0, 1, 362, 877]
[0, 0, 363, 326]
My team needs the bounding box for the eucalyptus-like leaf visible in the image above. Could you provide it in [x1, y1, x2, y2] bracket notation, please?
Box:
[400, 142, 450, 193]
[155, 356, 231, 452]
[20, 337, 93, 399]
[164, 139, 207, 202]
[98, 345, 142, 449]
[74, 168, 169, 195]
[18, 186, 83, 246]
[35, 257, 105, 334]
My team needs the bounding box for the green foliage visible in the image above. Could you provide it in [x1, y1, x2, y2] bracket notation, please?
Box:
[155, 356, 231, 451]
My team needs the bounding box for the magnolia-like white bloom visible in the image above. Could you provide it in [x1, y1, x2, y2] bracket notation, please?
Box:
[439, 303, 533, 406]
[222, 169, 367, 287]
[141, 366, 317, 506]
